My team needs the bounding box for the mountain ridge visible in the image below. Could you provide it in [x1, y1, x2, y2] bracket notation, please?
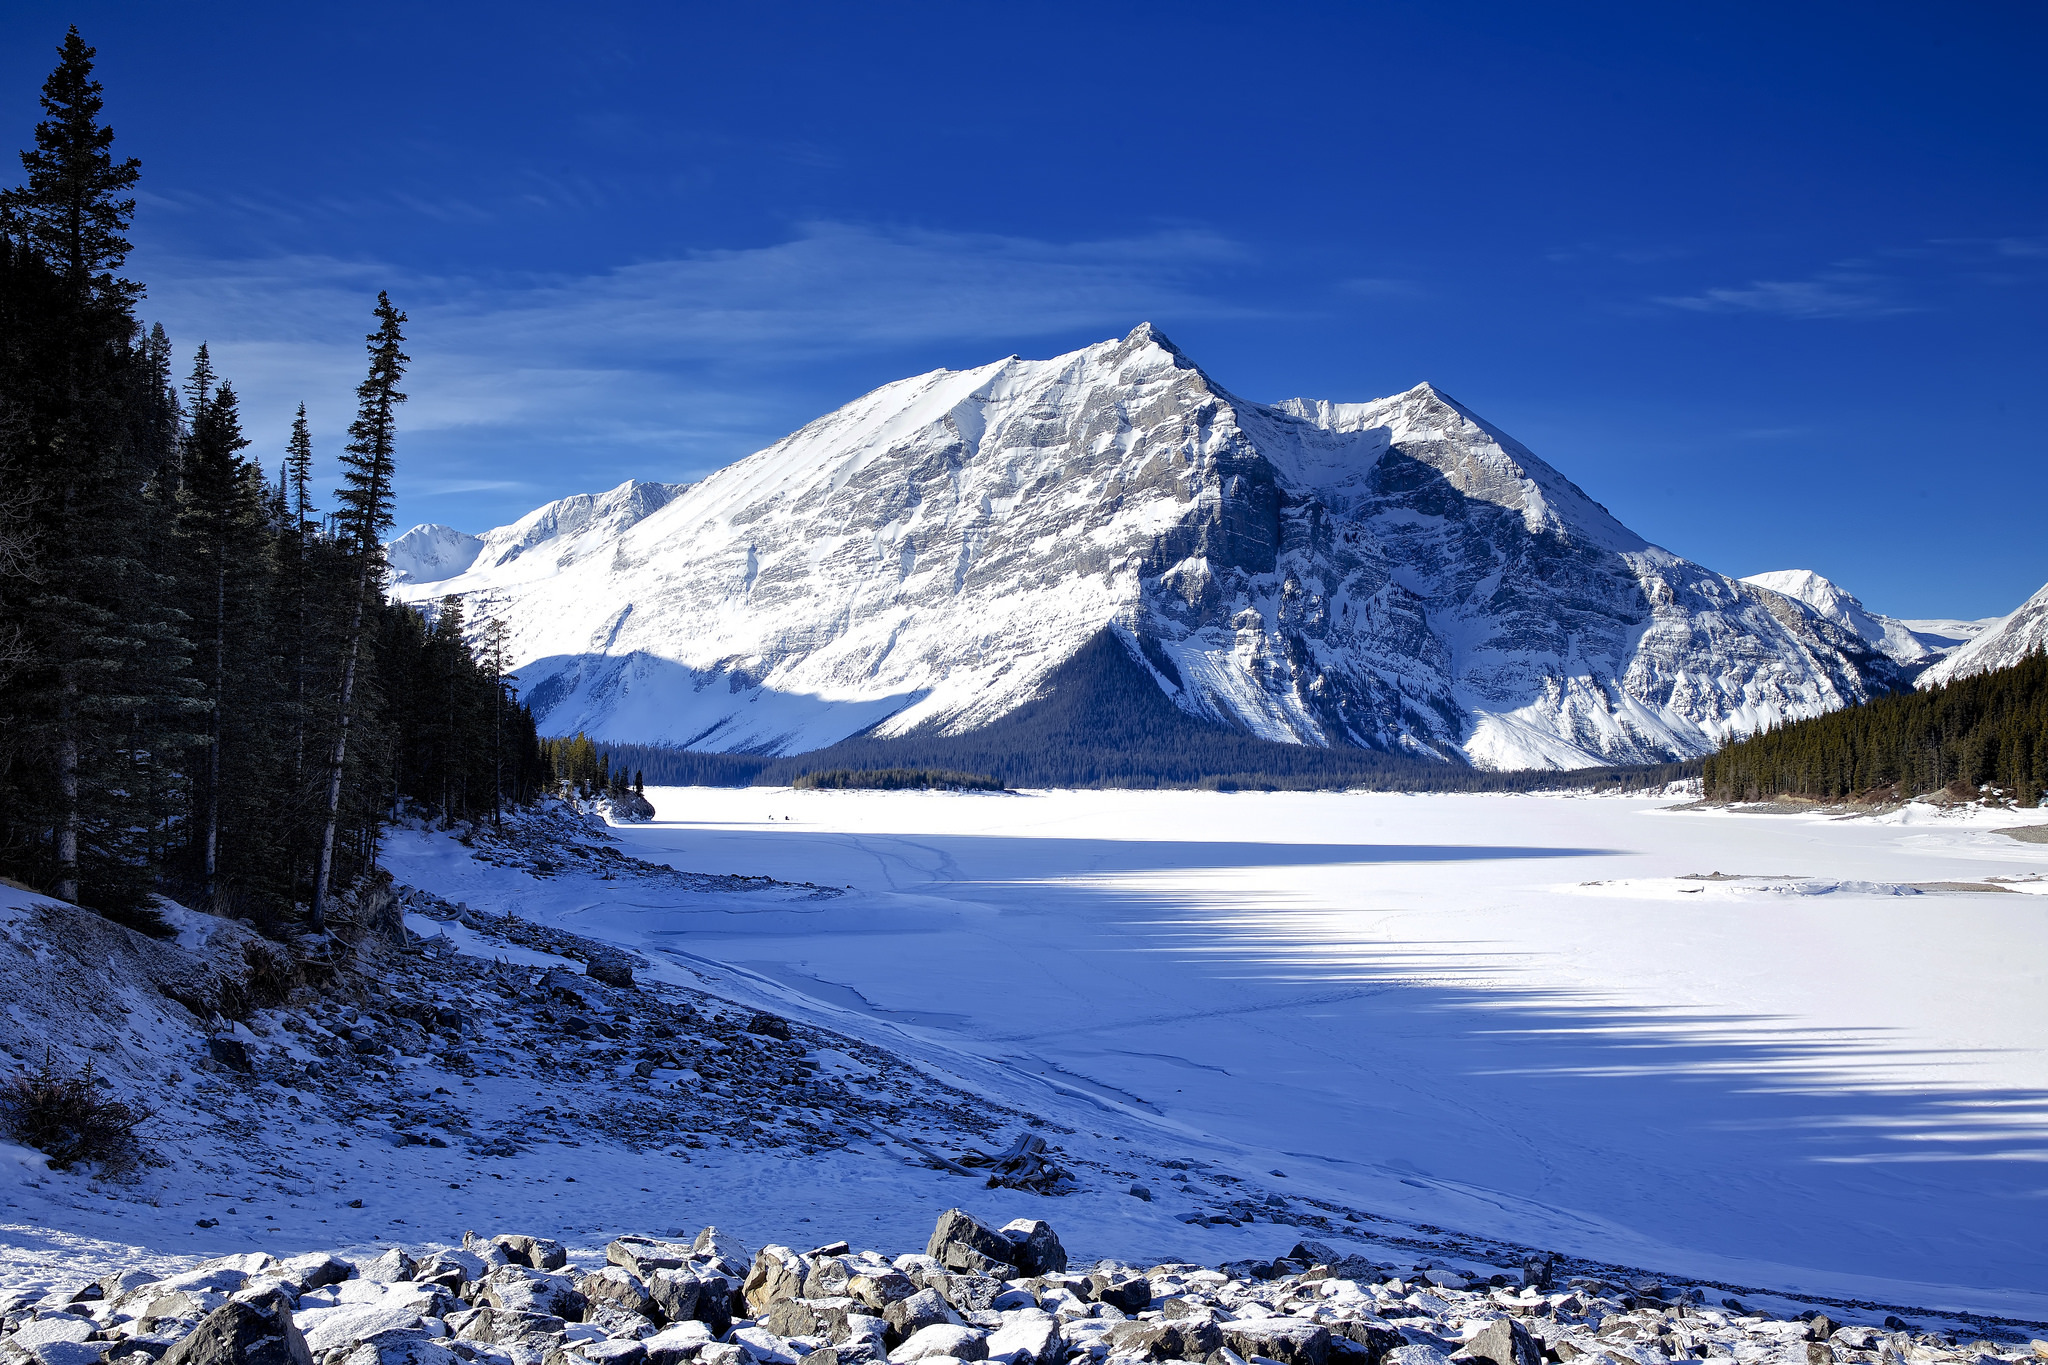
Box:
[394, 324, 1903, 771]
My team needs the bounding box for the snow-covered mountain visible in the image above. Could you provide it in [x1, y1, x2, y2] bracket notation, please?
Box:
[1738, 569, 1985, 668]
[1917, 578, 2048, 687]
[392, 325, 1901, 770]
[389, 478, 690, 588]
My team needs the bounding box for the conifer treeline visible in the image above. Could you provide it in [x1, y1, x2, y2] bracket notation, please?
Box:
[0, 30, 545, 933]
[1702, 650, 2047, 806]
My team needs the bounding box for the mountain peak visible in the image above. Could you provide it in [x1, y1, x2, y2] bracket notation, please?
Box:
[1121, 321, 1183, 356]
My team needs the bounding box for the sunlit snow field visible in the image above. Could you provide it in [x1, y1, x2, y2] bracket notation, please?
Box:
[569, 789, 2048, 1310]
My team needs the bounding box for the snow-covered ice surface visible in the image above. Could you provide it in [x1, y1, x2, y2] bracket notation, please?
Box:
[416, 790, 2047, 1312]
[7, 791, 2047, 1326]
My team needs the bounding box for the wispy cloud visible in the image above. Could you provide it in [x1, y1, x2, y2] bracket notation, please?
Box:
[132, 221, 1258, 521]
[1653, 273, 1908, 319]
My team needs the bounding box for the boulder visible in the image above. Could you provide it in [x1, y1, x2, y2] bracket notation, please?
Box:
[804, 1257, 854, 1301]
[927, 1276, 1004, 1316]
[1222, 1319, 1331, 1365]
[743, 1248, 811, 1317]
[298, 1303, 433, 1356]
[564, 1343, 649, 1365]
[883, 1289, 963, 1343]
[158, 1297, 313, 1365]
[1383, 1348, 1450, 1365]
[764, 1297, 860, 1342]
[1085, 1274, 1150, 1314]
[690, 1227, 753, 1271]
[277, 1257, 352, 1294]
[729, 1327, 804, 1365]
[206, 1037, 253, 1073]
[460, 1233, 517, 1270]
[1110, 1319, 1223, 1363]
[640, 1323, 715, 1365]
[745, 1013, 792, 1041]
[1336, 1322, 1406, 1363]
[495, 1236, 570, 1272]
[338, 1331, 462, 1365]
[578, 1268, 653, 1318]
[983, 1312, 1064, 1365]
[891, 1325, 987, 1364]
[923, 1212, 1016, 1279]
[1455, 1320, 1540, 1365]
[847, 1271, 917, 1313]
[479, 1267, 586, 1320]
[644, 1269, 704, 1326]
[607, 1239, 696, 1281]
[997, 1223, 1066, 1277]
[360, 1250, 419, 1285]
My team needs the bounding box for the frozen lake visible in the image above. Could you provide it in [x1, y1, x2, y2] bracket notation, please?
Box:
[570, 788, 2048, 1312]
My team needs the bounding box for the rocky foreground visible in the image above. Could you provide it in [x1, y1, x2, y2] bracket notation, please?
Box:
[5, 1210, 2044, 1365]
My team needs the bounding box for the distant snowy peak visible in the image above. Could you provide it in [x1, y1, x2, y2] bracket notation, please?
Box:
[1738, 569, 1960, 667]
[385, 479, 691, 591]
[387, 523, 484, 586]
[1918, 578, 2048, 687]
[399, 324, 1901, 770]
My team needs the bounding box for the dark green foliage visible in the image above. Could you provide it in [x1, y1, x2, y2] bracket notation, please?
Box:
[0, 1052, 151, 1172]
[597, 631, 1701, 793]
[0, 35, 545, 933]
[793, 768, 1004, 792]
[1703, 650, 2048, 806]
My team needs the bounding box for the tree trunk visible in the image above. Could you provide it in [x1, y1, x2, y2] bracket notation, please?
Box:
[55, 668, 78, 903]
[309, 562, 372, 933]
[205, 558, 222, 905]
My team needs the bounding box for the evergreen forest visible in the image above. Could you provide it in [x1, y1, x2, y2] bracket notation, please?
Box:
[1702, 649, 2047, 806]
[0, 31, 548, 934]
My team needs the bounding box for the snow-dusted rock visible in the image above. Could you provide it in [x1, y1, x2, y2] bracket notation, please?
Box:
[398, 326, 1901, 770]
[891, 1324, 987, 1363]
[1740, 570, 1964, 668]
[1919, 578, 2048, 687]
[158, 1296, 314, 1365]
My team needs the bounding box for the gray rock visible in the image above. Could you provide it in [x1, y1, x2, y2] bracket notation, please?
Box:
[982, 1313, 1063, 1365]
[1110, 1319, 1222, 1362]
[847, 1272, 917, 1314]
[763, 1298, 859, 1343]
[338, 1330, 460, 1365]
[742, 1249, 811, 1317]
[494, 1236, 570, 1273]
[578, 1269, 653, 1319]
[803, 1258, 854, 1302]
[479, 1268, 586, 1321]
[607, 1240, 696, 1282]
[276, 1256, 352, 1295]
[1222, 1319, 1331, 1365]
[574, 1342, 651, 1365]
[205, 1038, 252, 1073]
[890, 1325, 986, 1364]
[690, 1228, 752, 1271]
[996, 1224, 1065, 1278]
[644, 1270, 703, 1327]
[640, 1323, 715, 1365]
[1454, 1320, 1539, 1365]
[923, 1213, 1016, 1280]
[926, 1277, 1003, 1317]
[360, 1251, 419, 1286]
[585, 953, 636, 989]
[157, 1298, 312, 1365]
[883, 1290, 963, 1343]
[1084, 1275, 1150, 1314]
[1383, 1348, 1450, 1365]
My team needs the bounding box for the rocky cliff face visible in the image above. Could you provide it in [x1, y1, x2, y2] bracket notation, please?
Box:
[393, 325, 1899, 769]
[1918, 579, 2048, 688]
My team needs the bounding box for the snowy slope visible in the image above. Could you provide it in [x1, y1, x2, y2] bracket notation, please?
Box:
[1918, 578, 2048, 687]
[395, 327, 1897, 770]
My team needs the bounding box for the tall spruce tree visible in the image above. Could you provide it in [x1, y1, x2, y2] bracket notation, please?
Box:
[0, 29, 194, 920]
[311, 293, 407, 930]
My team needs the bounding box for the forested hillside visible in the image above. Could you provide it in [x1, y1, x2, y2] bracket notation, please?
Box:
[0, 31, 546, 932]
[1702, 649, 2047, 806]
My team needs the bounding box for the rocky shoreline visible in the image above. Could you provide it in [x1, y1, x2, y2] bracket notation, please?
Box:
[5, 1211, 2043, 1365]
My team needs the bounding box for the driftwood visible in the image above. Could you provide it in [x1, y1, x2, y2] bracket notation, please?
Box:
[958, 1132, 1072, 1193]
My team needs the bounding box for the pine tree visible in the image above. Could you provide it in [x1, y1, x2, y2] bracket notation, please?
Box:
[311, 292, 407, 930]
[0, 29, 194, 920]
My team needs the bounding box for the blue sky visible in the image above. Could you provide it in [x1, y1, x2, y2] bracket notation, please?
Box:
[4, 1, 2043, 618]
